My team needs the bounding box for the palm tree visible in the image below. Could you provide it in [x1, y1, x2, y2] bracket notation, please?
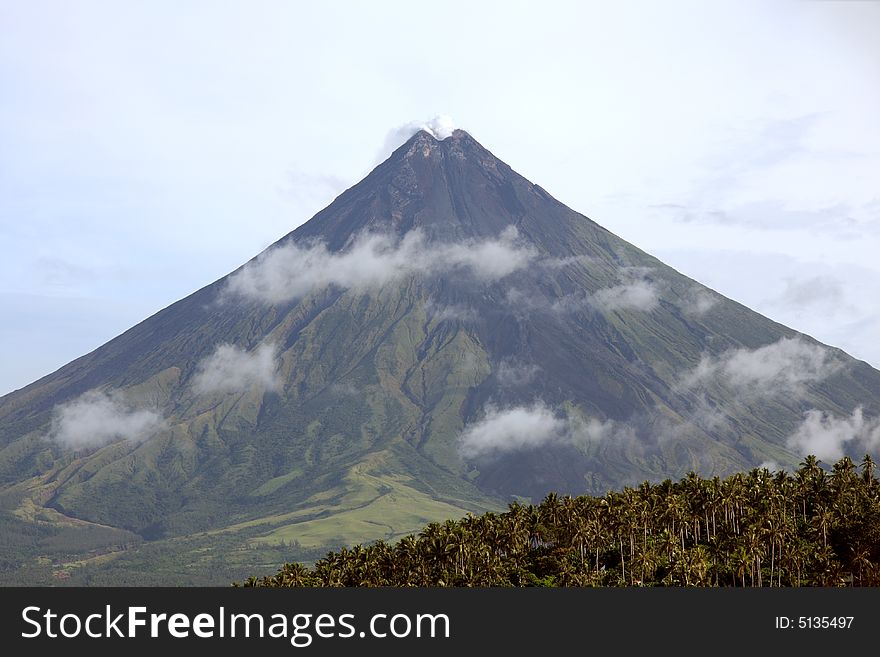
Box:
[239, 456, 880, 588]
[859, 454, 876, 493]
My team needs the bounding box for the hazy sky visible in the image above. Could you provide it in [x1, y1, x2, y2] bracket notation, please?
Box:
[1, 0, 878, 395]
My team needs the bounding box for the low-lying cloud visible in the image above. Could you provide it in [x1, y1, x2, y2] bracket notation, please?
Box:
[550, 268, 661, 315]
[786, 406, 880, 461]
[496, 359, 540, 387]
[192, 342, 280, 394]
[458, 403, 564, 458]
[425, 299, 478, 323]
[682, 337, 838, 395]
[683, 287, 718, 316]
[458, 402, 632, 459]
[49, 390, 164, 449]
[225, 226, 535, 304]
[592, 279, 660, 312]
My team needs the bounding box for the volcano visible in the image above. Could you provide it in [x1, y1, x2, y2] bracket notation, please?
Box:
[1, 129, 878, 583]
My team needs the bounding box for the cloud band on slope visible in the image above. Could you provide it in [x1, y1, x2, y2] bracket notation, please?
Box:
[458, 402, 632, 459]
[225, 226, 535, 304]
[425, 298, 478, 323]
[786, 406, 880, 461]
[683, 287, 718, 316]
[549, 267, 661, 315]
[681, 336, 838, 394]
[496, 359, 540, 387]
[592, 278, 660, 312]
[49, 390, 164, 449]
[192, 342, 280, 394]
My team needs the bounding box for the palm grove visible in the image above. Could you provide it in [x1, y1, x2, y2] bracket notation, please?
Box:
[241, 455, 880, 587]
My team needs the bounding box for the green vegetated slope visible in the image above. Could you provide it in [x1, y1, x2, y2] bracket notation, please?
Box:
[0, 130, 878, 584]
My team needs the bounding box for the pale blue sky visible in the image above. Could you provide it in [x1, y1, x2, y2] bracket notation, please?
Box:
[1, 0, 879, 394]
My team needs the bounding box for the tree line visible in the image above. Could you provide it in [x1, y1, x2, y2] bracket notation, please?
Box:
[239, 455, 880, 587]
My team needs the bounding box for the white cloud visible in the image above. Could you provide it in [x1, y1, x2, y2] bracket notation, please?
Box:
[441, 225, 532, 280]
[505, 287, 551, 317]
[458, 402, 566, 458]
[225, 226, 535, 304]
[549, 269, 661, 315]
[420, 115, 457, 140]
[192, 342, 280, 394]
[496, 359, 540, 387]
[425, 299, 478, 323]
[49, 389, 164, 449]
[592, 278, 660, 312]
[226, 232, 413, 304]
[683, 287, 718, 316]
[682, 336, 839, 394]
[568, 414, 637, 448]
[458, 402, 629, 459]
[786, 406, 880, 461]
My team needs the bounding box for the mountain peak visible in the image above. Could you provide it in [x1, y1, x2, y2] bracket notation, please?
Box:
[402, 125, 477, 146]
[288, 125, 517, 248]
[449, 127, 475, 140]
[409, 127, 474, 142]
[403, 129, 441, 153]
[397, 127, 491, 166]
